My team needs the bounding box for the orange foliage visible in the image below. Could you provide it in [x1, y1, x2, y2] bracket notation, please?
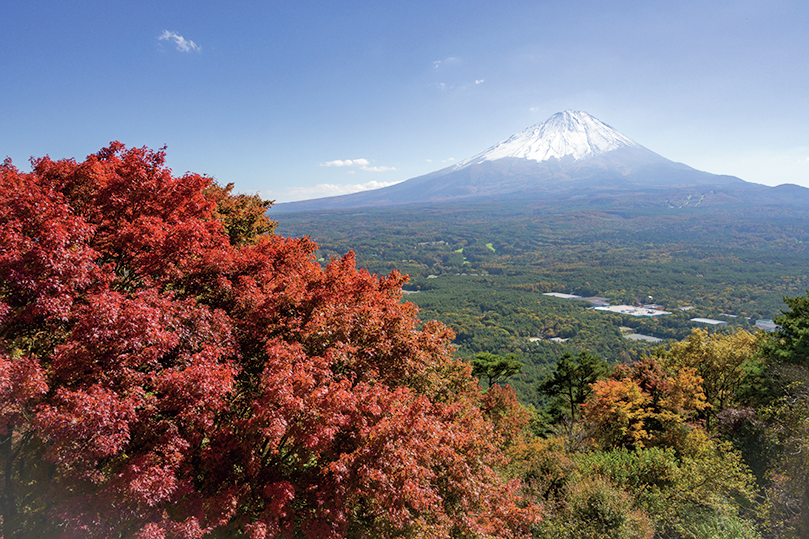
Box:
[582, 356, 708, 450]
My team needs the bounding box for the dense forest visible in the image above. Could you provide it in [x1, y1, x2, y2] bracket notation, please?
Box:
[2, 144, 808, 538]
[275, 199, 809, 408]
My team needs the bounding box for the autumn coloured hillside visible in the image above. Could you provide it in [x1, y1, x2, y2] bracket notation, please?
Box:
[2, 144, 808, 539]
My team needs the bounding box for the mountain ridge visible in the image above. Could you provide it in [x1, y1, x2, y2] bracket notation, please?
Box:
[274, 111, 808, 212]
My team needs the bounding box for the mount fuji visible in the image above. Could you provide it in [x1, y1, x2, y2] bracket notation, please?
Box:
[455, 110, 642, 165]
[274, 111, 808, 212]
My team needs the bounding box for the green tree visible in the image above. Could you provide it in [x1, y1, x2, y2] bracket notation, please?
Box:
[763, 364, 809, 539]
[538, 351, 609, 422]
[471, 351, 523, 388]
[760, 290, 809, 366]
[755, 292, 809, 537]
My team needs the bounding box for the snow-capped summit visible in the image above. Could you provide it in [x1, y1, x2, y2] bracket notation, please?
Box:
[275, 110, 785, 213]
[456, 110, 640, 168]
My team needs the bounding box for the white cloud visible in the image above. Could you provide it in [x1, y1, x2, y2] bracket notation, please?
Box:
[475, 79, 485, 84]
[319, 159, 395, 172]
[320, 158, 370, 167]
[286, 180, 404, 201]
[159, 30, 201, 53]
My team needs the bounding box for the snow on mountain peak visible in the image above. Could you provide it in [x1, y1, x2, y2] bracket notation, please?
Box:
[456, 110, 640, 167]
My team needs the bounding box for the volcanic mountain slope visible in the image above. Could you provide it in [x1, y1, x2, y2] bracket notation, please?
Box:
[274, 111, 808, 212]
[455, 109, 643, 164]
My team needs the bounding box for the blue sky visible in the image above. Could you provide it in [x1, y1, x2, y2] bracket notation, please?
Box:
[2, 0, 808, 202]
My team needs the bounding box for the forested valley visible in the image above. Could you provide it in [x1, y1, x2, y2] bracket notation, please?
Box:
[2, 144, 809, 538]
[274, 195, 809, 538]
[276, 199, 809, 407]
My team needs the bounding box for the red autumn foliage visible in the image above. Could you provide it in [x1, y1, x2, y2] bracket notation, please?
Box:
[0, 144, 537, 538]
[480, 384, 532, 448]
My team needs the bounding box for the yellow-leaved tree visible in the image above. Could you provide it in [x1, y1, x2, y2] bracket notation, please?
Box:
[658, 328, 763, 429]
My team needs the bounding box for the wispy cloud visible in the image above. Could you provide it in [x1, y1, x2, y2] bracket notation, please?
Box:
[286, 180, 404, 201]
[433, 57, 460, 69]
[159, 30, 201, 53]
[320, 158, 395, 172]
[320, 158, 370, 167]
[475, 79, 485, 84]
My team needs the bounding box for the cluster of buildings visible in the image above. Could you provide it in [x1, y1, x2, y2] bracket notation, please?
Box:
[542, 292, 779, 331]
[593, 305, 671, 317]
[543, 293, 671, 317]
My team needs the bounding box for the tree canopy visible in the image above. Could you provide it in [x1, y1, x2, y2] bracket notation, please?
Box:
[471, 352, 523, 389]
[0, 144, 537, 539]
[658, 328, 762, 428]
[760, 291, 809, 367]
[537, 351, 608, 422]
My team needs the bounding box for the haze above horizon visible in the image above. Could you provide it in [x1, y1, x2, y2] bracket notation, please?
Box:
[3, 1, 808, 202]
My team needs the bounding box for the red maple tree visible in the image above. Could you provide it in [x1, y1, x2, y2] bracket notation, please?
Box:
[0, 144, 537, 538]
